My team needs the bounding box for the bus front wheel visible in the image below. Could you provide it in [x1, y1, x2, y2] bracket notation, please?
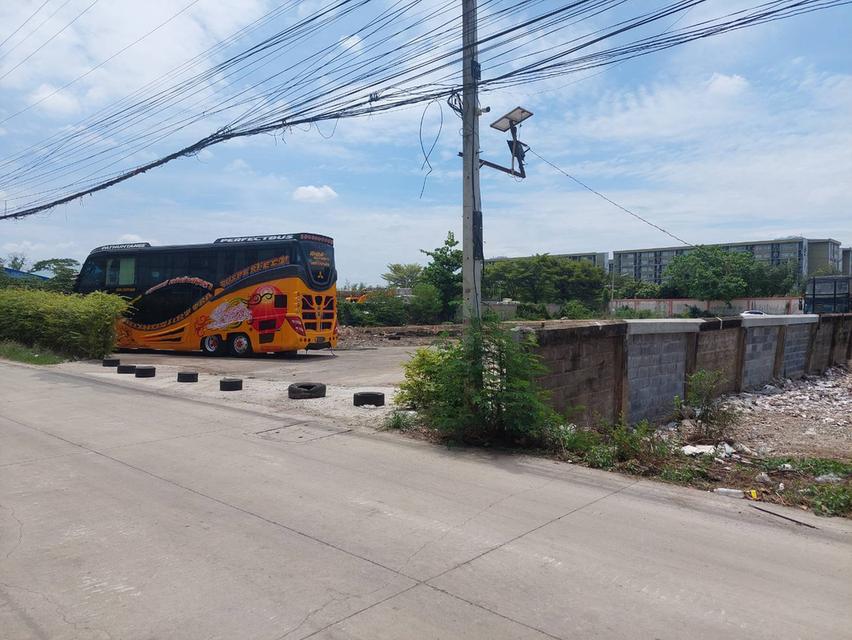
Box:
[229, 333, 253, 357]
[201, 335, 225, 356]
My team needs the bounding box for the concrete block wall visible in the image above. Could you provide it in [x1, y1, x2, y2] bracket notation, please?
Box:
[782, 324, 810, 379]
[532, 321, 625, 425]
[694, 327, 740, 394]
[742, 326, 781, 390]
[626, 332, 687, 422]
[808, 318, 836, 374]
[532, 314, 851, 425]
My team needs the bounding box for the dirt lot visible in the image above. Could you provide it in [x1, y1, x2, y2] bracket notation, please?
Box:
[726, 368, 852, 460]
[336, 324, 460, 349]
[57, 346, 416, 429]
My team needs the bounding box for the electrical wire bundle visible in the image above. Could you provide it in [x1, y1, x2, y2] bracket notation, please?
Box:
[0, 0, 848, 220]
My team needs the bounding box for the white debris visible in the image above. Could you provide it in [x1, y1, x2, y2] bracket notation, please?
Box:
[682, 445, 715, 456]
[814, 473, 843, 484]
[755, 472, 772, 485]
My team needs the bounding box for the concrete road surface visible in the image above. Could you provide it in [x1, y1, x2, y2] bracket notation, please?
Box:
[1, 361, 850, 640]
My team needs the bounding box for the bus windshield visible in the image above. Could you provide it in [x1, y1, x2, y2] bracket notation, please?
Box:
[301, 241, 334, 288]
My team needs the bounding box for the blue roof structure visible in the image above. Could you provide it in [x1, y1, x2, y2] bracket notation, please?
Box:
[3, 267, 48, 280]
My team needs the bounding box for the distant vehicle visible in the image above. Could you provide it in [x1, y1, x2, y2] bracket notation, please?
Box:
[740, 310, 768, 316]
[74, 233, 338, 356]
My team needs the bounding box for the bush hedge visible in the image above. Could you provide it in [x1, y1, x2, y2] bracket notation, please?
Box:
[0, 289, 128, 358]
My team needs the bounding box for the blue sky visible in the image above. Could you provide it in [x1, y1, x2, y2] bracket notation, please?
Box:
[1, 0, 850, 284]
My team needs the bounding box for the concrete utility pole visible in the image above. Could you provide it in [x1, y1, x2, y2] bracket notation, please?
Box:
[461, 0, 482, 322]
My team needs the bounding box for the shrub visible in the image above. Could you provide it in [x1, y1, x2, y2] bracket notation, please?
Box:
[396, 318, 559, 445]
[607, 420, 671, 466]
[0, 289, 127, 358]
[674, 369, 737, 442]
[516, 302, 549, 320]
[337, 298, 371, 326]
[409, 283, 443, 325]
[364, 291, 409, 326]
[559, 300, 595, 319]
[586, 445, 616, 469]
[547, 423, 602, 456]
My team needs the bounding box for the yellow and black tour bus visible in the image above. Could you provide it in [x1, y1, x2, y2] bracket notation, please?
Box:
[74, 233, 337, 355]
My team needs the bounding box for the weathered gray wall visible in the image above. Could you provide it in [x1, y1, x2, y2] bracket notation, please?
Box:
[742, 326, 781, 390]
[782, 324, 810, 379]
[626, 333, 687, 422]
[532, 314, 851, 425]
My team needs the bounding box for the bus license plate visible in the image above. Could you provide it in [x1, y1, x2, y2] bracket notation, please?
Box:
[314, 337, 327, 343]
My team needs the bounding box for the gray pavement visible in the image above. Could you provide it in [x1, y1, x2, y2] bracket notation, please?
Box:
[1, 361, 850, 639]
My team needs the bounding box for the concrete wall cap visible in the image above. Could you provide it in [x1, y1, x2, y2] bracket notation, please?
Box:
[625, 319, 705, 334]
[740, 314, 819, 327]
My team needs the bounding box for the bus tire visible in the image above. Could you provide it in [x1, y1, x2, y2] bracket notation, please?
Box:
[288, 382, 326, 399]
[229, 333, 253, 357]
[201, 335, 225, 356]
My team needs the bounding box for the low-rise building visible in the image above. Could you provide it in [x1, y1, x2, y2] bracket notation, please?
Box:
[612, 237, 843, 285]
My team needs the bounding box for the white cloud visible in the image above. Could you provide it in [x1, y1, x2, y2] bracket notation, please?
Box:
[339, 35, 363, 52]
[117, 233, 151, 243]
[27, 84, 80, 116]
[292, 185, 338, 203]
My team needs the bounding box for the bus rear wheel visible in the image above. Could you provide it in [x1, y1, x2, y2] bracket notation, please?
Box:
[229, 333, 253, 357]
[201, 335, 225, 356]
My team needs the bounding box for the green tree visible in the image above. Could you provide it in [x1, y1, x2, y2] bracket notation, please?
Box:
[420, 232, 463, 321]
[31, 258, 80, 293]
[409, 282, 442, 324]
[6, 253, 27, 271]
[663, 247, 751, 302]
[483, 255, 607, 310]
[381, 263, 422, 288]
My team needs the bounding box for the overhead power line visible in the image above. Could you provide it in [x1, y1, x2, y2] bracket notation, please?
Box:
[0, 0, 848, 221]
[0, 0, 53, 52]
[0, 0, 101, 82]
[527, 147, 695, 248]
[0, 0, 204, 125]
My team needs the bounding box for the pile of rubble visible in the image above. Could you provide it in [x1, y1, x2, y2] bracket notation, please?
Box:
[723, 367, 852, 459]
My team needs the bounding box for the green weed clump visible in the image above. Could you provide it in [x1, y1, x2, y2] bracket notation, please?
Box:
[0, 340, 65, 364]
[674, 369, 737, 442]
[0, 289, 127, 359]
[382, 411, 419, 431]
[806, 485, 852, 518]
[762, 457, 852, 477]
[395, 318, 559, 446]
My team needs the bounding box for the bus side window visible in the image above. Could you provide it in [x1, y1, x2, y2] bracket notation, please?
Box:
[106, 257, 136, 287]
[188, 251, 215, 283]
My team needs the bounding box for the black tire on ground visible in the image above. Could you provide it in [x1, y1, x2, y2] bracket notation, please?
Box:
[177, 371, 198, 383]
[220, 377, 243, 391]
[200, 335, 225, 356]
[116, 364, 136, 374]
[135, 366, 156, 378]
[288, 382, 327, 399]
[353, 392, 385, 407]
[228, 333, 253, 357]
[102, 358, 120, 367]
